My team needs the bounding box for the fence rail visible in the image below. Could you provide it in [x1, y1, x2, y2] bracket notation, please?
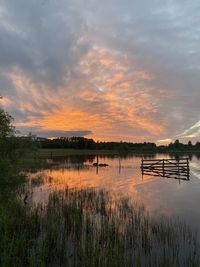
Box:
[141, 158, 190, 181]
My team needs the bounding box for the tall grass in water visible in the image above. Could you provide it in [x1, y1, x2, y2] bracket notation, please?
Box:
[0, 188, 199, 267]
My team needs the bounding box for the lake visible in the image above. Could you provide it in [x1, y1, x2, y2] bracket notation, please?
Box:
[28, 153, 200, 232]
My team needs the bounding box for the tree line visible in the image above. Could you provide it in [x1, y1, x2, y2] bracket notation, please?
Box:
[38, 136, 200, 152]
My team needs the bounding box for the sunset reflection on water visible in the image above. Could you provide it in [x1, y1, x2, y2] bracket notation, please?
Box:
[29, 155, 155, 202]
[28, 154, 200, 231]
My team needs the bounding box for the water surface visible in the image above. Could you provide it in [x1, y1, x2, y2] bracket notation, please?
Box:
[28, 153, 200, 231]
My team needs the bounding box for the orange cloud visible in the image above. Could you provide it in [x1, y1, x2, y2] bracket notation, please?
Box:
[7, 46, 166, 141]
[0, 96, 13, 107]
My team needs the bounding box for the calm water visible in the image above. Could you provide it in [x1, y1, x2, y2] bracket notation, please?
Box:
[28, 154, 200, 231]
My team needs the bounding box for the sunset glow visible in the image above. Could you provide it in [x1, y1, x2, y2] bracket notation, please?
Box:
[0, 1, 200, 142]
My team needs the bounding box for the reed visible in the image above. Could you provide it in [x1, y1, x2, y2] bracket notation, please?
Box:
[0, 187, 199, 267]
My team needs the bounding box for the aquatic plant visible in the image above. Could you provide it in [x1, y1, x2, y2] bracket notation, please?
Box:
[0, 187, 199, 267]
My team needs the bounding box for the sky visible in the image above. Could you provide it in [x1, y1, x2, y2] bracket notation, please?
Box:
[0, 0, 200, 143]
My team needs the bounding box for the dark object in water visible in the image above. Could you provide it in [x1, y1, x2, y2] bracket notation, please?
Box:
[93, 163, 109, 167]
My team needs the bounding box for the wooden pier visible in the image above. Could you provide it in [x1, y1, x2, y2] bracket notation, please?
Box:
[141, 158, 190, 181]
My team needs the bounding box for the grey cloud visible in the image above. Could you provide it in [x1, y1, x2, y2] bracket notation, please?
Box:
[0, 0, 89, 86]
[86, 0, 200, 139]
[0, 73, 15, 94]
[1, 0, 200, 141]
[17, 126, 92, 138]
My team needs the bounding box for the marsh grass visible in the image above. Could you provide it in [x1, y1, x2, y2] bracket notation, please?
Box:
[0, 158, 26, 192]
[38, 149, 117, 158]
[30, 175, 45, 186]
[0, 187, 199, 267]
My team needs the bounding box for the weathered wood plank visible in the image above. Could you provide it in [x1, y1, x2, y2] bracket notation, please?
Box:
[141, 158, 189, 162]
[141, 158, 190, 181]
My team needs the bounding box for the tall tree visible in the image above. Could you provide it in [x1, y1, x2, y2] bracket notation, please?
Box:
[0, 108, 15, 139]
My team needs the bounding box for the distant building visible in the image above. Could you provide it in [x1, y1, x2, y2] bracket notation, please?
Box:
[19, 132, 48, 141]
[36, 137, 48, 141]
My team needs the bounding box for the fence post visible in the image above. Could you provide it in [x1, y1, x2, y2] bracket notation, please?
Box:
[141, 159, 144, 178]
[162, 159, 165, 177]
[187, 158, 189, 178]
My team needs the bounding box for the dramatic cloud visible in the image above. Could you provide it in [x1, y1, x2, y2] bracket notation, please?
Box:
[0, 0, 200, 142]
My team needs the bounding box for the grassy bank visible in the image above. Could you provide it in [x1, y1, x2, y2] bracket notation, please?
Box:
[38, 148, 200, 159]
[1, 187, 199, 267]
[38, 148, 119, 158]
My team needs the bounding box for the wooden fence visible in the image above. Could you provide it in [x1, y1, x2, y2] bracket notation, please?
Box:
[141, 158, 190, 181]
